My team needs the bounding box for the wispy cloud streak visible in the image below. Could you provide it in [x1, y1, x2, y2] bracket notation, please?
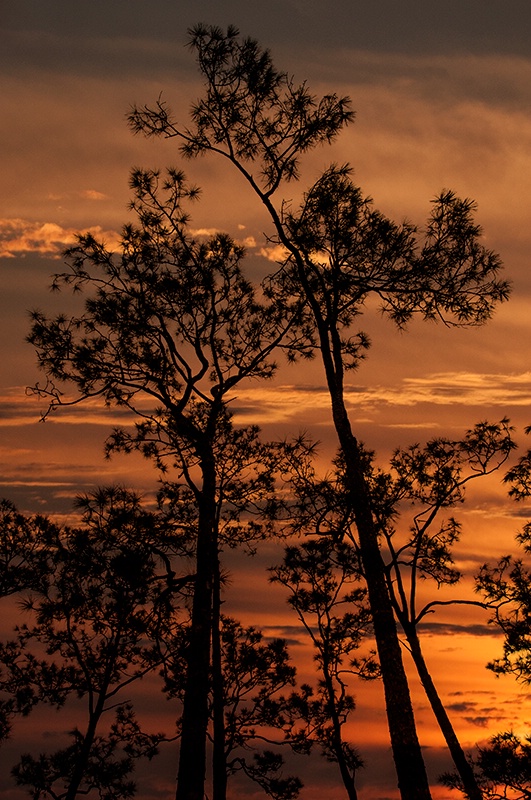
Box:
[232, 372, 531, 423]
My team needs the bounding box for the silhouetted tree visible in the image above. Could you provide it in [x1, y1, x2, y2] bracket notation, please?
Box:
[267, 420, 515, 800]
[12, 705, 162, 800]
[370, 419, 515, 800]
[28, 167, 306, 800]
[273, 420, 523, 800]
[0, 499, 53, 597]
[156, 426, 304, 800]
[130, 23, 509, 799]
[461, 465, 531, 799]
[441, 731, 531, 799]
[0, 487, 183, 800]
[438, 438, 531, 799]
[215, 616, 301, 799]
[478, 441, 531, 684]
[158, 612, 302, 799]
[270, 537, 377, 800]
[0, 500, 59, 741]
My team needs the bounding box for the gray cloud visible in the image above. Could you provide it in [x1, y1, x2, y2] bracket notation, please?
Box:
[417, 620, 501, 637]
[448, 701, 477, 713]
[5, 0, 531, 75]
[464, 716, 491, 728]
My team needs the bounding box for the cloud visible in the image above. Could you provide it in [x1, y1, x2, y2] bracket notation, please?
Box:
[3, 369, 530, 437]
[464, 716, 491, 728]
[445, 696, 512, 729]
[0, 218, 256, 261]
[417, 620, 501, 638]
[259, 625, 305, 646]
[232, 371, 531, 425]
[0, 387, 137, 427]
[179, 229, 257, 249]
[353, 370, 531, 411]
[79, 189, 108, 200]
[190, 227, 220, 237]
[260, 244, 290, 262]
[239, 236, 257, 248]
[0, 218, 121, 259]
[401, 372, 531, 407]
[448, 702, 477, 713]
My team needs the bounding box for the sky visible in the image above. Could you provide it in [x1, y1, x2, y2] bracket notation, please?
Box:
[2, 1, 531, 798]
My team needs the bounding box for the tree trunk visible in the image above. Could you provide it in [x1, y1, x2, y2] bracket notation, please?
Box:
[325, 377, 432, 799]
[64, 700, 105, 800]
[404, 623, 483, 800]
[256, 163, 431, 799]
[175, 449, 217, 800]
[212, 553, 227, 800]
[321, 660, 358, 800]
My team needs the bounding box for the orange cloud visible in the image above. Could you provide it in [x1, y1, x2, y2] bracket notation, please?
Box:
[259, 244, 290, 262]
[401, 371, 531, 407]
[239, 235, 257, 248]
[190, 227, 221, 237]
[0, 218, 121, 258]
[232, 371, 531, 425]
[79, 189, 108, 200]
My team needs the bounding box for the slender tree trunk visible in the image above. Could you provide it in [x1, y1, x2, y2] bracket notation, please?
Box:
[324, 369, 432, 799]
[404, 623, 483, 800]
[212, 552, 227, 800]
[64, 701, 105, 800]
[176, 449, 217, 800]
[321, 661, 358, 800]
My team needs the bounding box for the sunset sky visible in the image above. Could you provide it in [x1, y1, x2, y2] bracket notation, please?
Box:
[2, 2, 531, 798]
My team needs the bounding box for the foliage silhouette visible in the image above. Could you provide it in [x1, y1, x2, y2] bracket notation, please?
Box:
[455, 470, 531, 799]
[0, 487, 185, 800]
[441, 731, 531, 799]
[271, 537, 377, 800]
[22, 20, 513, 800]
[372, 419, 515, 800]
[0, 499, 52, 597]
[152, 611, 303, 799]
[270, 423, 514, 800]
[479, 445, 531, 683]
[212, 616, 301, 800]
